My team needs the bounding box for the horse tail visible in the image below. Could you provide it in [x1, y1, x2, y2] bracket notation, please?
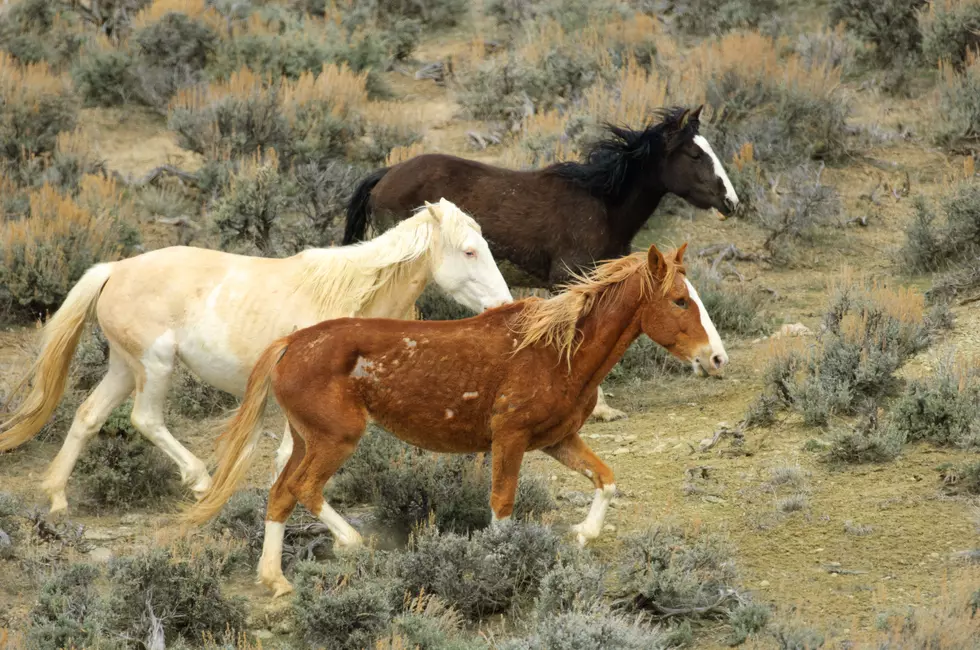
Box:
[0, 263, 114, 452]
[342, 166, 389, 245]
[181, 338, 290, 528]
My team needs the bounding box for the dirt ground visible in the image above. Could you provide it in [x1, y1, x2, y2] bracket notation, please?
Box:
[2, 18, 980, 648]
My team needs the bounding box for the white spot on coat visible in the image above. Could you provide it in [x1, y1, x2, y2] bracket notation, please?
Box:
[462, 391, 479, 400]
[445, 409, 455, 419]
[351, 356, 376, 379]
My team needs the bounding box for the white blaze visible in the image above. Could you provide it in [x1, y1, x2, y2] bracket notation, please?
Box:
[693, 135, 739, 208]
[684, 278, 727, 365]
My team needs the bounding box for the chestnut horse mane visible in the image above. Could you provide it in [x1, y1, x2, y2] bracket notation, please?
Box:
[545, 107, 700, 201]
[510, 249, 684, 364]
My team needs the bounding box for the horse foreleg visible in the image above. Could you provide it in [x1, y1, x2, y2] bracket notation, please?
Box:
[130, 335, 211, 498]
[542, 433, 616, 546]
[489, 433, 529, 523]
[589, 385, 627, 422]
[42, 352, 135, 515]
[259, 425, 306, 598]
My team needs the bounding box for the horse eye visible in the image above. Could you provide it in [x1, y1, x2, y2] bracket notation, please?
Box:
[674, 298, 688, 309]
[464, 249, 477, 258]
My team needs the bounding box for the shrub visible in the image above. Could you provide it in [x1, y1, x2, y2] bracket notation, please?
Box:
[103, 542, 247, 645]
[415, 284, 478, 321]
[900, 182, 980, 272]
[679, 31, 850, 166]
[771, 622, 825, 650]
[826, 419, 904, 464]
[485, 0, 628, 32]
[291, 554, 397, 650]
[0, 492, 22, 559]
[886, 352, 980, 447]
[289, 160, 362, 248]
[934, 49, 980, 148]
[71, 39, 142, 107]
[794, 25, 859, 76]
[726, 602, 772, 646]
[0, 178, 141, 322]
[396, 521, 560, 620]
[535, 550, 607, 618]
[75, 401, 182, 510]
[754, 274, 930, 427]
[168, 365, 238, 419]
[132, 8, 220, 104]
[687, 260, 770, 336]
[0, 52, 78, 164]
[658, 0, 778, 36]
[26, 563, 105, 650]
[920, 0, 980, 68]
[378, 593, 484, 650]
[938, 460, 980, 495]
[369, 0, 470, 29]
[829, 0, 925, 68]
[500, 609, 668, 650]
[606, 336, 686, 384]
[328, 426, 556, 533]
[616, 523, 742, 621]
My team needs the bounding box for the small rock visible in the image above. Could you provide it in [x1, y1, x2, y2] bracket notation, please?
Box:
[759, 580, 770, 588]
[588, 433, 601, 439]
[613, 447, 631, 455]
[83, 527, 133, 542]
[623, 435, 637, 442]
[702, 495, 726, 504]
[776, 322, 812, 338]
[603, 524, 616, 532]
[251, 630, 274, 641]
[88, 547, 113, 563]
[929, 552, 939, 559]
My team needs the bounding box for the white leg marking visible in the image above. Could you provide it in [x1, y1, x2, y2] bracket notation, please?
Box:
[572, 483, 616, 546]
[131, 332, 211, 497]
[257, 521, 292, 597]
[684, 278, 728, 366]
[317, 502, 362, 549]
[694, 135, 739, 208]
[43, 352, 135, 514]
[590, 385, 627, 422]
[272, 423, 293, 484]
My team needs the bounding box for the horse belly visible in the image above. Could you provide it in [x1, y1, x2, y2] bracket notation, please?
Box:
[176, 333, 251, 396]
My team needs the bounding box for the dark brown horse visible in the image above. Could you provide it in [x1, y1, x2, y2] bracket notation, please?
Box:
[342, 106, 739, 288]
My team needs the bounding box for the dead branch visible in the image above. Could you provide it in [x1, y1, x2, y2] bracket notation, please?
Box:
[644, 590, 741, 620]
[135, 165, 200, 188]
[846, 216, 869, 227]
[697, 424, 744, 453]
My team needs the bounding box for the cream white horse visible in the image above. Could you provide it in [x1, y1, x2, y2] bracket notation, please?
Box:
[0, 199, 513, 514]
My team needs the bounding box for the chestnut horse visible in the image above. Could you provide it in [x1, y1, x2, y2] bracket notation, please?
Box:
[342, 106, 738, 288]
[182, 242, 728, 597]
[0, 199, 512, 515]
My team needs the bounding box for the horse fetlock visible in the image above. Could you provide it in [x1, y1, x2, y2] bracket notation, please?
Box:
[184, 465, 212, 497]
[48, 491, 69, 516]
[591, 404, 627, 422]
[572, 521, 601, 546]
[257, 567, 293, 598]
[333, 529, 363, 551]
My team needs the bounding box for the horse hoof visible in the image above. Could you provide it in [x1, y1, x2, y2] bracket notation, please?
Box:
[571, 522, 599, 547]
[190, 475, 213, 500]
[591, 407, 627, 423]
[257, 573, 293, 597]
[48, 493, 68, 516]
[333, 535, 363, 555]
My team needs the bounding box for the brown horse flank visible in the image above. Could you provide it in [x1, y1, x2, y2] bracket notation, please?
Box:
[181, 243, 729, 597]
[342, 106, 739, 288]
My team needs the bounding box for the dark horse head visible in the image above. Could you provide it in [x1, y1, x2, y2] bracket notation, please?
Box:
[549, 105, 739, 218]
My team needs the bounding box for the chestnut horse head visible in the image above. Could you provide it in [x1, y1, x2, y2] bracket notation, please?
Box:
[640, 243, 728, 376]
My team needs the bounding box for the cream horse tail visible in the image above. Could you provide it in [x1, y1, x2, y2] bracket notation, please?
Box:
[0, 263, 114, 452]
[181, 337, 290, 528]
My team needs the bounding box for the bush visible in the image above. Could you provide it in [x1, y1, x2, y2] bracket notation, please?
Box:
[900, 182, 980, 272]
[103, 542, 247, 646]
[292, 554, 397, 650]
[727, 602, 772, 646]
[615, 523, 742, 622]
[0, 0, 85, 70]
[753, 275, 931, 428]
[794, 25, 859, 76]
[74, 401, 182, 510]
[920, 0, 980, 68]
[415, 284, 478, 321]
[329, 426, 556, 533]
[132, 10, 220, 104]
[938, 460, 980, 495]
[678, 32, 849, 166]
[27, 563, 105, 650]
[500, 609, 668, 650]
[772, 622, 825, 650]
[658, 0, 778, 36]
[687, 260, 770, 336]
[829, 0, 925, 68]
[0, 492, 22, 559]
[379, 594, 485, 650]
[606, 336, 687, 384]
[71, 41, 142, 107]
[886, 352, 980, 448]
[0, 52, 78, 165]
[369, 0, 470, 29]
[535, 550, 607, 618]
[0, 178, 141, 322]
[397, 521, 561, 620]
[934, 49, 980, 148]
[485, 0, 628, 32]
[826, 418, 904, 464]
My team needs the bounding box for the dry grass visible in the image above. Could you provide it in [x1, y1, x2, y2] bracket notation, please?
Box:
[0, 51, 71, 104]
[385, 142, 426, 166]
[282, 63, 370, 120]
[132, 0, 224, 31]
[170, 65, 270, 113]
[583, 55, 669, 128]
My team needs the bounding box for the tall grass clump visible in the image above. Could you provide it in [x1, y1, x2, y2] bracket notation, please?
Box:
[0, 177, 140, 321]
[933, 50, 980, 149]
[677, 31, 849, 166]
[919, 0, 980, 68]
[0, 0, 86, 69]
[0, 52, 78, 165]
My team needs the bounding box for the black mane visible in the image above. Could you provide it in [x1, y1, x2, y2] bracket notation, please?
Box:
[545, 106, 700, 201]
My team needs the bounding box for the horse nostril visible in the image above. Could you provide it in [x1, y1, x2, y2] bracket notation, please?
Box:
[711, 354, 726, 368]
[723, 198, 736, 213]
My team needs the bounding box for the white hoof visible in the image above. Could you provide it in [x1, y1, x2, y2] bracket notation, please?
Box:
[333, 530, 364, 553]
[48, 491, 68, 515]
[590, 405, 627, 422]
[571, 522, 600, 546]
[189, 472, 213, 500]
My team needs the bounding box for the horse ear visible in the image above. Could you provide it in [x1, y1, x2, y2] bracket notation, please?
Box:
[676, 108, 691, 131]
[647, 244, 667, 279]
[691, 105, 703, 122]
[675, 242, 688, 265]
[424, 200, 437, 216]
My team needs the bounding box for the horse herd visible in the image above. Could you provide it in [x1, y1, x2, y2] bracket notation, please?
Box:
[0, 105, 738, 597]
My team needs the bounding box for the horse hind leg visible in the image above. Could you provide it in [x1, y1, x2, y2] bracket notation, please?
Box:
[542, 433, 616, 546]
[130, 332, 211, 498]
[259, 424, 306, 598]
[272, 421, 293, 485]
[42, 350, 136, 515]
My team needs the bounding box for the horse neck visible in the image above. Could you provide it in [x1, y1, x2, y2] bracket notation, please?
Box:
[567, 275, 646, 391]
[606, 175, 666, 248]
[357, 254, 431, 318]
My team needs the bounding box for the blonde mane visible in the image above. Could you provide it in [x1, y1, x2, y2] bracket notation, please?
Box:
[295, 200, 480, 317]
[510, 250, 682, 364]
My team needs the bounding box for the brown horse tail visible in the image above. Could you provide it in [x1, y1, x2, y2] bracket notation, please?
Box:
[342, 166, 389, 245]
[180, 338, 290, 528]
[0, 263, 114, 452]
